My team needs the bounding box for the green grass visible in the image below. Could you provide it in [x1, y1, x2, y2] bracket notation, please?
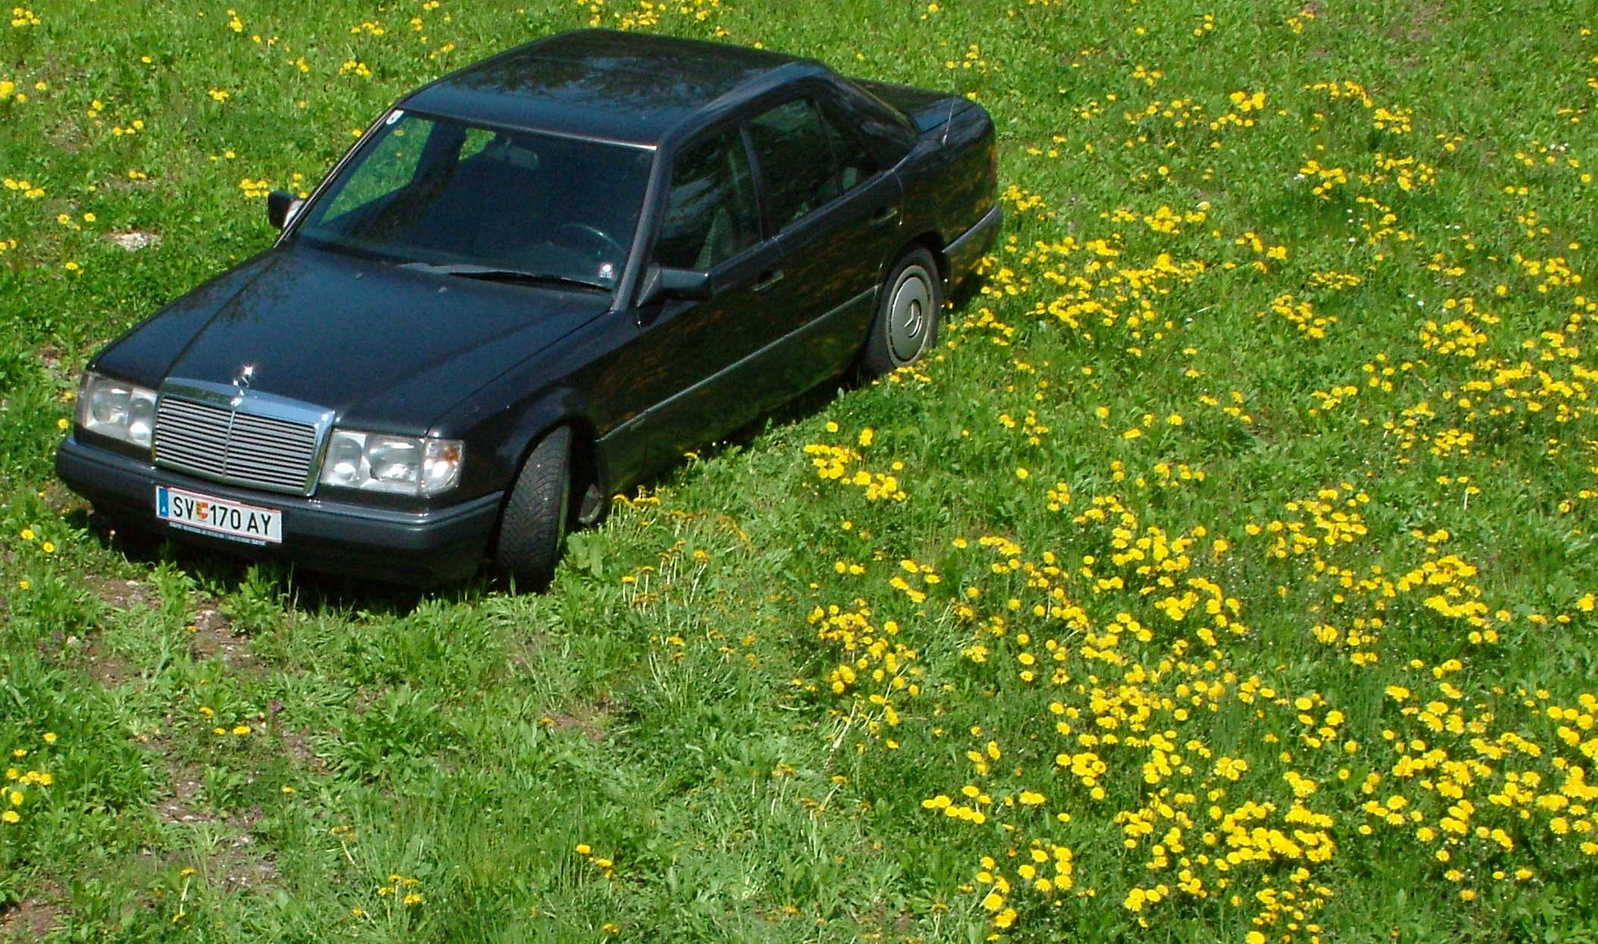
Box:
[2, 0, 1597, 940]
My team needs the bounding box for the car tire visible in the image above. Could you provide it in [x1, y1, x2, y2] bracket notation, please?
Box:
[860, 247, 941, 378]
[494, 425, 573, 590]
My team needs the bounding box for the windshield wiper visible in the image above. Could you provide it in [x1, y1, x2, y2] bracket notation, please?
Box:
[398, 262, 610, 292]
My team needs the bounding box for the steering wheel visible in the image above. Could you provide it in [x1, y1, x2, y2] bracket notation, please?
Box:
[555, 223, 625, 261]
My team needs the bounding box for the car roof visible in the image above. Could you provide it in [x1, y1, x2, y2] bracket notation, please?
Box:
[400, 29, 826, 148]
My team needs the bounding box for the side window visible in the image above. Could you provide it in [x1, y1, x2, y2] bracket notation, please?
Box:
[747, 97, 880, 230]
[819, 110, 878, 198]
[747, 99, 833, 228]
[655, 130, 760, 271]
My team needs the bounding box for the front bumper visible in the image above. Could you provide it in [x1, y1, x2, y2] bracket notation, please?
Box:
[56, 435, 501, 585]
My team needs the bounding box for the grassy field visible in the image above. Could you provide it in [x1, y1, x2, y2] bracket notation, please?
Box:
[2, 0, 1597, 940]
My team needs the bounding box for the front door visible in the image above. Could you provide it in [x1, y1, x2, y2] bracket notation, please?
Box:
[601, 125, 784, 472]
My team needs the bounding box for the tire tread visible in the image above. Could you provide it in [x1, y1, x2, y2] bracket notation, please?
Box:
[494, 425, 572, 589]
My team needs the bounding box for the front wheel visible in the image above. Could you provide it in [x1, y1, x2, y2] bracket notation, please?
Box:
[494, 425, 573, 590]
[859, 247, 941, 378]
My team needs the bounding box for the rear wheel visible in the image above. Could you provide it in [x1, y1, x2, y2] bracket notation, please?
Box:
[494, 425, 572, 590]
[860, 247, 941, 378]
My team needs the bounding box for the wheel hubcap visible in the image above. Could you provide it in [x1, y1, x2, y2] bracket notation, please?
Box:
[888, 267, 931, 363]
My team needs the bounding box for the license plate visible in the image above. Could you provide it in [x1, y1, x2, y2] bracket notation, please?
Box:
[155, 486, 283, 545]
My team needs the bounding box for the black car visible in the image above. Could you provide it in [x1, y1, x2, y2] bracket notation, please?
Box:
[56, 29, 1001, 587]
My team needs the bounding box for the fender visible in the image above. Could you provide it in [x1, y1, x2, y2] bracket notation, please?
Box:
[451, 384, 608, 501]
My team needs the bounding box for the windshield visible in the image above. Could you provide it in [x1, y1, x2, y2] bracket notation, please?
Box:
[294, 111, 653, 290]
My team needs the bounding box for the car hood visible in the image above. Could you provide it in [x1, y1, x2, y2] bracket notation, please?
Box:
[93, 245, 609, 432]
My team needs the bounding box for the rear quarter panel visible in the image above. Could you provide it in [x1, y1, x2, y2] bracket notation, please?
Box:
[893, 100, 997, 278]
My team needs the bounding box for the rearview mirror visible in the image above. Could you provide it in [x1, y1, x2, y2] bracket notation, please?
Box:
[637, 264, 711, 306]
[266, 190, 304, 230]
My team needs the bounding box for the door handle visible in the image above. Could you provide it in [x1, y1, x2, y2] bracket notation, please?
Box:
[870, 205, 899, 225]
[753, 270, 785, 292]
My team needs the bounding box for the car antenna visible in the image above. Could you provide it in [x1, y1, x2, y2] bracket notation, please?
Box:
[941, 96, 956, 147]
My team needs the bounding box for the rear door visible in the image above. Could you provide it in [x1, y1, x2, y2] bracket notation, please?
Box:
[598, 92, 906, 477]
[742, 93, 904, 391]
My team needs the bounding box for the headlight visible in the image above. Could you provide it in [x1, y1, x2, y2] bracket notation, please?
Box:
[318, 429, 463, 497]
[77, 371, 158, 449]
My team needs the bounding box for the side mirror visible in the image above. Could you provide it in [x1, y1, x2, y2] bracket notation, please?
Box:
[637, 264, 711, 307]
[266, 190, 304, 230]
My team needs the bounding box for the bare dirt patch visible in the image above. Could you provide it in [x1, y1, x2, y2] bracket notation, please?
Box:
[83, 640, 136, 687]
[0, 891, 65, 941]
[80, 577, 159, 686]
[89, 575, 158, 612]
[105, 231, 161, 252]
[34, 344, 63, 376]
[154, 763, 215, 826]
[210, 838, 280, 895]
[151, 761, 282, 893]
[546, 695, 624, 743]
[276, 726, 331, 776]
[187, 603, 258, 673]
[44, 117, 86, 157]
[548, 712, 607, 742]
[1390, 0, 1446, 43]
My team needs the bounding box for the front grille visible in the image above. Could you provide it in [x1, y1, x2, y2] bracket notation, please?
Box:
[154, 396, 320, 494]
